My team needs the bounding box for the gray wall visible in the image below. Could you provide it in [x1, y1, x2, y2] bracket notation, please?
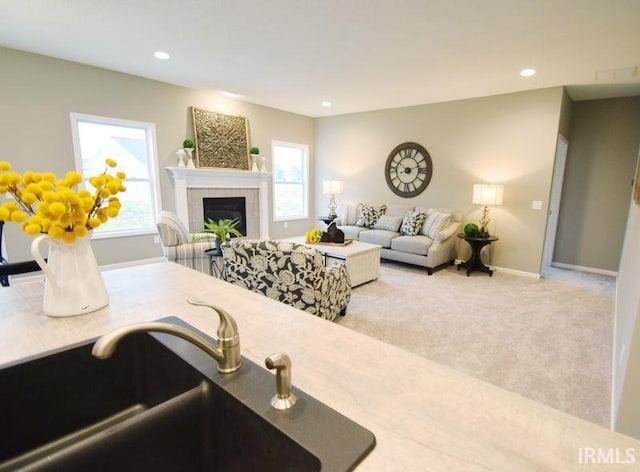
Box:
[614, 156, 640, 438]
[315, 87, 565, 274]
[554, 97, 640, 271]
[0, 47, 314, 265]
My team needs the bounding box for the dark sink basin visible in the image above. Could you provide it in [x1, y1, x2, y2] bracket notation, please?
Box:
[0, 317, 375, 471]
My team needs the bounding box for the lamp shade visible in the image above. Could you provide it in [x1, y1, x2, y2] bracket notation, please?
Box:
[472, 184, 504, 206]
[322, 179, 344, 195]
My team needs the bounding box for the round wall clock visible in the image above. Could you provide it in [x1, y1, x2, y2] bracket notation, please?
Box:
[384, 142, 433, 198]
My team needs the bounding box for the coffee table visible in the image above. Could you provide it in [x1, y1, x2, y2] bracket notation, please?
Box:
[285, 237, 381, 287]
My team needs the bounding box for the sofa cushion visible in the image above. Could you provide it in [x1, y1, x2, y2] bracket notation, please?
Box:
[400, 211, 427, 236]
[373, 214, 403, 232]
[339, 225, 369, 240]
[356, 204, 387, 228]
[359, 229, 399, 248]
[421, 210, 452, 238]
[391, 234, 434, 256]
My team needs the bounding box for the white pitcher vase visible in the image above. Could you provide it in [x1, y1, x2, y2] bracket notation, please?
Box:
[31, 233, 109, 317]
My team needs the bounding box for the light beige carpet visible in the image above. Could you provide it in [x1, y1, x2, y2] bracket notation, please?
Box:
[335, 262, 615, 427]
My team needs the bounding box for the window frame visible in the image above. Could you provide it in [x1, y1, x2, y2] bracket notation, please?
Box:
[271, 140, 309, 222]
[69, 112, 162, 239]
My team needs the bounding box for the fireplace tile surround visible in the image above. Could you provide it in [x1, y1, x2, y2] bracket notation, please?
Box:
[165, 167, 270, 239]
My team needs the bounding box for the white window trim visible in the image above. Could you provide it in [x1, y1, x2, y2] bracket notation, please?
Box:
[69, 112, 162, 239]
[272, 140, 309, 222]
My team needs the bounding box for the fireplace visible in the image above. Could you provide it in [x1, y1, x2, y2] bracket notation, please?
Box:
[203, 197, 247, 236]
[165, 167, 271, 240]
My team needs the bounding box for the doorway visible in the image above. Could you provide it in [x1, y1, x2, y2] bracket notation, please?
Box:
[543, 134, 569, 268]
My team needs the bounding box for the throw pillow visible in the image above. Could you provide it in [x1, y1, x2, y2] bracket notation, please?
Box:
[341, 203, 360, 226]
[373, 214, 403, 232]
[356, 204, 387, 228]
[422, 210, 452, 238]
[400, 211, 427, 236]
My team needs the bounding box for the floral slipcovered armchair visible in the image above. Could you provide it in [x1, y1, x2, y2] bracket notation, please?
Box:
[156, 211, 216, 274]
[221, 239, 351, 321]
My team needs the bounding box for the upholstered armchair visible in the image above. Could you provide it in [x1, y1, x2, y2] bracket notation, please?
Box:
[221, 239, 351, 321]
[156, 211, 216, 274]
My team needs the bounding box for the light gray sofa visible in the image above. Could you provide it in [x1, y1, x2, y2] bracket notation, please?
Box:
[334, 204, 461, 275]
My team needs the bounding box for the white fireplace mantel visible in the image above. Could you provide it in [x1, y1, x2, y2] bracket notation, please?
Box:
[165, 167, 271, 239]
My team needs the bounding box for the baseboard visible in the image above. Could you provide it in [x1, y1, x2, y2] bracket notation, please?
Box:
[493, 266, 541, 279]
[8, 257, 167, 286]
[453, 260, 541, 279]
[550, 262, 617, 277]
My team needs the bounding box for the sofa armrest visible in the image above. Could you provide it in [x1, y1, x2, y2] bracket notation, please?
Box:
[190, 232, 217, 243]
[333, 216, 344, 226]
[319, 263, 352, 321]
[434, 222, 459, 242]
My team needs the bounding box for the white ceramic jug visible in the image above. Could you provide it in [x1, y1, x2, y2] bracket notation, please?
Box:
[31, 234, 109, 317]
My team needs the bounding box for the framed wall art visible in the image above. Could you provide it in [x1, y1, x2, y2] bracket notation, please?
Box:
[191, 107, 250, 170]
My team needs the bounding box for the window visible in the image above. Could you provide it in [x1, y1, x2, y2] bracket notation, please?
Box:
[70, 113, 161, 238]
[272, 141, 309, 221]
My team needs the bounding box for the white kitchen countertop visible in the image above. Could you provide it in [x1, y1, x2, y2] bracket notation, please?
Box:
[1, 261, 639, 471]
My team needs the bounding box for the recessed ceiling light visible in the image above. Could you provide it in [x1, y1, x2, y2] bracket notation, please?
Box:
[520, 68, 536, 77]
[154, 51, 170, 60]
[321, 101, 332, 107]
[222, 91, 239, 98]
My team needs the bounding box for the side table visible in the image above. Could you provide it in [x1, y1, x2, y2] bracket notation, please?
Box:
[457, 234, 499, 277]
[204, 247, 224, 279]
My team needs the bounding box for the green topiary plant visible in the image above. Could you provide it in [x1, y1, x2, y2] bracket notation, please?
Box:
[183, 139, 195, 149]
[464, 223, 479, 237]
[249, 146, 260, 155]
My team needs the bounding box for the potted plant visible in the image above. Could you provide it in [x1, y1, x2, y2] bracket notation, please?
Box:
[182, 139, 196, 168]
[202, 218, 243, 252]
[249, 147, 264, 172]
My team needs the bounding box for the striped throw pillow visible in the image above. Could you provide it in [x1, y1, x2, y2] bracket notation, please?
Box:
[421, 211, 452, 238]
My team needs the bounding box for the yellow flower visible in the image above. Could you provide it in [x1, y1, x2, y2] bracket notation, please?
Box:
[1, 158, 126, 238]
[74, 225, 88, 238]
[105, 207, 119, 218]
[65, 171, 83, 186]
[62, 231, 76, 244]
[21, 191, 38, 205]
[48, 225, 65, 240]
[48, 202, 67, 217]
[42, 172, 56, 182]
[24, 223, 41, 235]
[11, 210, 26, 222]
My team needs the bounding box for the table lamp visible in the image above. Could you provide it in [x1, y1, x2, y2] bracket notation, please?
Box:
[322, 179, 344, 219]
[472, 184, 504, 236]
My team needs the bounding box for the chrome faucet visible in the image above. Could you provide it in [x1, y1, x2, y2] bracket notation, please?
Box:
[92, 299, 241, 373]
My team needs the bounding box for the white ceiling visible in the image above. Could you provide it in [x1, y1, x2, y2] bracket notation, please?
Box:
[1, 0, 639, 117]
